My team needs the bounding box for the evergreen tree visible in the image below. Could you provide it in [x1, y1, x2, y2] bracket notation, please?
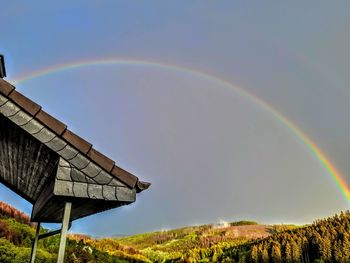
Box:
[261, 246, 269, 263]
[285, 242, 292, 263]
[319, 234, 331, 261]
[333, 239, 344, 262]
[342, 235, 350, 263]
[291, 239, 301, 262]
[251, 245, 258, 263]
[271, 241, 282, 263]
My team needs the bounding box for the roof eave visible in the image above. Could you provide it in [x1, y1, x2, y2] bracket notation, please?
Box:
[136, 181, 151, 193]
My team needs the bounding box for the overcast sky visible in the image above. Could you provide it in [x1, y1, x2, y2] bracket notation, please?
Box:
[1, 1, 350, 236]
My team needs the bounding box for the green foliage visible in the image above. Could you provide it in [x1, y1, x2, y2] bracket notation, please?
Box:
[229, 221, 258, 226]
[1, 201, 350, 262]
[0, 238, 54, 263]
[270, 224, 299, 234]
[0, 203, 145, 263]
[0, 217, 35, 246]
[222, 211, 350, 263]
[72, 212, 350, 262]
[115, 211, 350, 263]
[0, 202, 33, 225]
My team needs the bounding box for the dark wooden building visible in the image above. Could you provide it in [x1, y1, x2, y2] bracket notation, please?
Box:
[0, 76, 150, 262]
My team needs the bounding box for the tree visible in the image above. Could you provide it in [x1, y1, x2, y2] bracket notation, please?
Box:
[271, 242, 282, 263]
[251, 245, 258, 263]
[319, 234, 331, 262]
[333, 240, 344, 262]
[261, 246, 269, 263]
[285, 242, 292, 263]
[342, 233, 350, 260]
[291, 239, 301, 262]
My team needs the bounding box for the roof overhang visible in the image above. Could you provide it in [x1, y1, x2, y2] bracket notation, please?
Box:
[0, 79, 150, 222]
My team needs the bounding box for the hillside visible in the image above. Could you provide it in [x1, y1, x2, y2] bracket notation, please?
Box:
[0, 202, 142, 263]
[67, 220, 283, 262]
[0, 202, 349, 262]
[112, 222, 278, 262]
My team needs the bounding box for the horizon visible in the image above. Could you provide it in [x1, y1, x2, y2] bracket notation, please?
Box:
[0, 200, 327, 238]
[1, 1, 350, 236]
[0, 190, 337, 237]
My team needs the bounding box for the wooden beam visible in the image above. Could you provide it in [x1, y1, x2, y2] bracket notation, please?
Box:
[57, 202, 72, 263]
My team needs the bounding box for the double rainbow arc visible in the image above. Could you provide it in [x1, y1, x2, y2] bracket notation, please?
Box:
[12, 58, 350, 204]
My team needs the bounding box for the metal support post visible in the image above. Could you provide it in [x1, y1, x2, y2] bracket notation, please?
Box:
[30, 222, 41, 263]
[57, 202, 72, 263]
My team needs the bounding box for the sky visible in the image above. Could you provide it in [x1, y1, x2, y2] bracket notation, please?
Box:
[1, 1, 350, 236]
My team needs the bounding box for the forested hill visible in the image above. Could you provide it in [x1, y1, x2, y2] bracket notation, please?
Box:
[0, 201, 350, 262]
[216, 211, 350, 263]
[0, 202, 32, 225]
[109, 211, 350, 262]
[0, 202, 146, 262]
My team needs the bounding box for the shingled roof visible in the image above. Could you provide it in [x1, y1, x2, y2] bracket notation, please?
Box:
[0, 78, 150, 222]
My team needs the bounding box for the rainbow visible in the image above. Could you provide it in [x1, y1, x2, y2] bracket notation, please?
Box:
[11, 58, 350, 204]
